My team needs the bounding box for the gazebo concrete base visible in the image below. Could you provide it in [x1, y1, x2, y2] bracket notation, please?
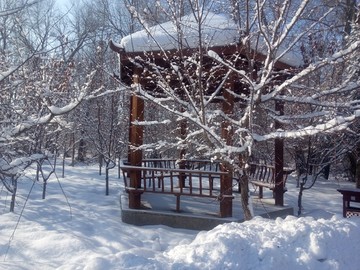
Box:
[120, 192, 294, 230]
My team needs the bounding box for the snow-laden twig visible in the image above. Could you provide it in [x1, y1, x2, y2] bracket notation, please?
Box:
[263, 40, 360, 102]
[254, 110, 360, 141]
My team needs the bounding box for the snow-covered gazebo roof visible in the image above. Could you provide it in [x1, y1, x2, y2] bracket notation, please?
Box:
[110, 12, 303, 68]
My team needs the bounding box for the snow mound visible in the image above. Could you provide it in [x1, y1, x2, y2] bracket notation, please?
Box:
[165, 215, 360, 270]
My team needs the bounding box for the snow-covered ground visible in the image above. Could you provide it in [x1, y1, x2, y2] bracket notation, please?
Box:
[0, 161, 359, 270]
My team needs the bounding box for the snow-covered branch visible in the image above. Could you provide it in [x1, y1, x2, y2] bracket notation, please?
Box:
[0, 153, 46, 176]
[255, 110, 360, 141]
[263, 40, 360, 102]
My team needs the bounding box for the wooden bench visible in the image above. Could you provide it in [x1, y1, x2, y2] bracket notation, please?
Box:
[337, 188, 360, 218]
[249, 163, 293, 199]
[121, 162, 230, 212]
[141, 159, 240, 192]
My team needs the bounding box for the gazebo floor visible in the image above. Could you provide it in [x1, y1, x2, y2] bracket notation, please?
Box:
[120, 190, 294, 230]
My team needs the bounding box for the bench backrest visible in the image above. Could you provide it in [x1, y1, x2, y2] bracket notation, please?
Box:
[142, 159, 221, 172]
[142, 159, 177, 169]
[249, 163, 275, 183]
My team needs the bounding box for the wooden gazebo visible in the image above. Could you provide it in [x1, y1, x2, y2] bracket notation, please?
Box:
[110, 12, 301, 218]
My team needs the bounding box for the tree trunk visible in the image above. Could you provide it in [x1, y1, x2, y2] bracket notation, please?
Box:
[62, 150, 66, 178]
[77, 137, 86, 162]
[344, 0, 357, 35]
[105, 166, 109, 196]
[118, 154, 121, 179]
[10, 176, 17, 212]
[99, 154, 103, 175]
[42, 181, 47, 200]
[298, 182, 304, 216]
[71, 133, 75, 166]
[240, 174, 252, 220]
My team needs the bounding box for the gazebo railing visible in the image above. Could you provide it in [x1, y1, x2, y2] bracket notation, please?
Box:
[121, 161, 231, 212]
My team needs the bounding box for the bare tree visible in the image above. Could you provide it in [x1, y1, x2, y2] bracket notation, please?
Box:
[0, 0, 127, 211]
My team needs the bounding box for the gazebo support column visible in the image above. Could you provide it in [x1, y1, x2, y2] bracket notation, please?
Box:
[128, 73, 144, 209]
[220, 86, 234, 218]
[274, 100, 284, 206]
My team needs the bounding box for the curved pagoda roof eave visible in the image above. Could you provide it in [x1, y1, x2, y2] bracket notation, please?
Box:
[109, 39, 124, 54]
[110, 40, 299, 71]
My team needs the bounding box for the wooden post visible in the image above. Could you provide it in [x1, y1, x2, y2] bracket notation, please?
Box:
[220, 163, 233, 217]
[128, 71, 144, 209]
[220, 86, 234, 217]
[127, 94, 133, 164]
[274, 100, 284, 206]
